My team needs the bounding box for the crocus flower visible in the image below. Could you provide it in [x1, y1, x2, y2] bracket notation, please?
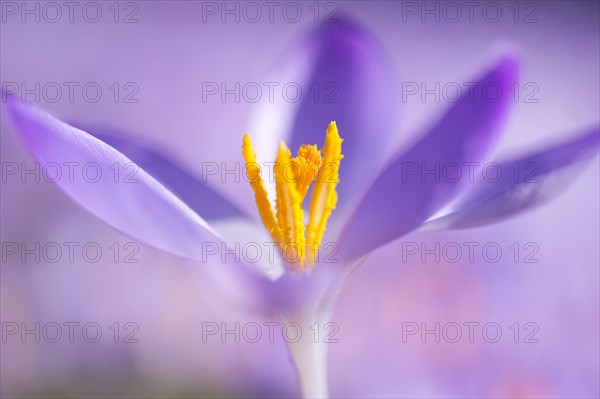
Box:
[4, 19, 598, 398]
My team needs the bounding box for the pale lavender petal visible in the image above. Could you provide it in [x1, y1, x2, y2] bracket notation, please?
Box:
[425, 127, 599, 229]
[338, 54, 519, 263]
[5, 96, 222, 261]
[249, 19, 399, 212]
[209, 217, 286, 281]
[75, 125, 248, 221]
[256, 257, 349, 316]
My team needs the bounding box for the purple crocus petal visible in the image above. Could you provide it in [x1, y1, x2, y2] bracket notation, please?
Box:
[5, 96, 222, 262]
[209, 217, 286, 281]
[337, 54, 519, 263]
[249, 19, 399, 212]
[74, 124, 249, 222]
[257, 258, 348, 317]
[424, 127, 600, 229]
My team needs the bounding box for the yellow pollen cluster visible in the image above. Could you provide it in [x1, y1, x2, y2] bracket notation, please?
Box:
[242, 122, 343, 271]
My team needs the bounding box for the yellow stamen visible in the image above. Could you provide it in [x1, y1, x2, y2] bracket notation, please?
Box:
[242, 134, 283, 245]
[306, 122, 343, 266]
[275, 142, 306, 270]
[242, 122, 342, 272]
[292, 144, 322, 200]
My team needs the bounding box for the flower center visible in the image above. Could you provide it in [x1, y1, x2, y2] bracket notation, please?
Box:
[242, 122, 343, 271]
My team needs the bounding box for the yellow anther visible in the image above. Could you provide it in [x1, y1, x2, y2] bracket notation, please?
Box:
[306, 122, 343, 266]
[292, 144, 322, 200]
[243, 122, 342, 272]
[275, 142, 306, 270]
[242, 134, 283, 245]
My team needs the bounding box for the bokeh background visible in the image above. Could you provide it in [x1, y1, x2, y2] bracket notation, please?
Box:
[1, 1, 599, 398]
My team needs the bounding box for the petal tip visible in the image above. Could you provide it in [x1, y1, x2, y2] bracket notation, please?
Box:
[489, 44, 521, 82]
[310, 15, 375, 51]
[579, 126, 600, 155]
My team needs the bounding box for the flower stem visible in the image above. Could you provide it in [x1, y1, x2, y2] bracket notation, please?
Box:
[279, 256, 369, 398]
[286, 331, 329, 398]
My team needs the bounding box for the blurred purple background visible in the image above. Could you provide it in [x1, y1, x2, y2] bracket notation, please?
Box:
[1, 1, 598, 398]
